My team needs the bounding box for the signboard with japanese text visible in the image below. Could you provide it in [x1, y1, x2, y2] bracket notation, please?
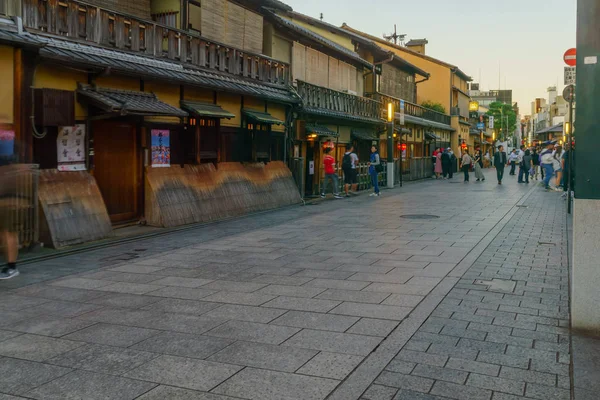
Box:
[489, 116, 494, 129]
[0, 129, 15, 157]
[151, 129, 171, 167]
[564, 67, 576, 85]
[57, 124, 86, 171]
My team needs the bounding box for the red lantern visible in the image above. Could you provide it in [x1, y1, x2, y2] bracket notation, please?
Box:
[461, 142, 467, 150]
[400, 143, 407, 151]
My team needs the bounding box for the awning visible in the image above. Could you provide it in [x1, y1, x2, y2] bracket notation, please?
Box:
[243, 110, 285, 125]
[351, 129, 377, 141]
[306, 124, 338, 138]
[536, 122, 563, 135]
[425, 131, 441, 141]
[77, 84, 187, 117]
[402, 114, 455, 132]
[181, 101, 235, 119]
[302, 106, 384, 125]
[394, 127, 411, 135]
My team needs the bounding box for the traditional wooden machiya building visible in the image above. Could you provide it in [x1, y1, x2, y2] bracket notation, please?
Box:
[0, 0, 304, 248]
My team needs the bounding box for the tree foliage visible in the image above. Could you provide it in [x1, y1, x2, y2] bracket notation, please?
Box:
[421, 101, 446, 114]
[486, 102, 517, 140]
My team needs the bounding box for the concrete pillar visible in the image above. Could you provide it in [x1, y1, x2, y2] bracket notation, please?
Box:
[571, 0, 600, 335]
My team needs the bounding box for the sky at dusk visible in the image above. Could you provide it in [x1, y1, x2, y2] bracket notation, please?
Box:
[282, 0, 577, 116]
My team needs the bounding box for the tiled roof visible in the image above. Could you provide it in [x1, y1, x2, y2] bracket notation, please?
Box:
[17, 34, 300, 105]
[306, 123, 338, 137]
[351, 129, 377, 141]
[77, 84, 188, 117]
[243, 109, 285, 125]
[302, 106, 384, 125]
[181, 101, 235, 119]
[0, 19, 44, 47]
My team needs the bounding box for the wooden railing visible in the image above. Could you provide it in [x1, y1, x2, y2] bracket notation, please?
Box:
[375, 93, 452, 126]
[296, 80, 381, 120]
[21, 0, 290, 85]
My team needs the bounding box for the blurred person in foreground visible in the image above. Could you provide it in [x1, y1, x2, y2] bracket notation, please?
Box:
[0, 154, 20, 279]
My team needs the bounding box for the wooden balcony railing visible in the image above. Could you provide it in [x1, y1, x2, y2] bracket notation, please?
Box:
[375, 93, 452, 126]
[296, 80, 381, 121]
[21, 0, 290, 85]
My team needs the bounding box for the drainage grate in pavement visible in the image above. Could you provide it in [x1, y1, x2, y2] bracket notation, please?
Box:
[516, 205, 528, 208]
[474, 278, 517, 293]
[538, 242, 556, 246]
[400, 214, 440, 220]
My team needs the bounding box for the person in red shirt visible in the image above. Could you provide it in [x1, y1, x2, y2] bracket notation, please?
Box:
[321, 147, 343, 199]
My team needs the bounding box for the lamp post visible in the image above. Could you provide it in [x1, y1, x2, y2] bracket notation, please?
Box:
[387, 102, 395, 188]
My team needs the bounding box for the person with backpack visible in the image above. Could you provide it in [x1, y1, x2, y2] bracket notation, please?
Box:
[540, 140, 556, 190]
[342, 145, 359, 197]
[519, 149, 533, 184]
[321, 147, 343, 199]
[368, 145, 381, 197]
[460, 148, 472, 182]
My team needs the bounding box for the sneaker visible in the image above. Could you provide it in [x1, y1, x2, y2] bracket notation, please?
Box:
[0, 268, 19, 280]
[334, 195, 344, 199]
[369, 193, 377, 197]
[375, 193, 380, 197]
[320, 194, 326, 198]
[345, 194, 350, 198]
[476, 179, 480, 182]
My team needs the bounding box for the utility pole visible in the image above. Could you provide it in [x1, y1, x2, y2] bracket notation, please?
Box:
[571, 0, 600, 335]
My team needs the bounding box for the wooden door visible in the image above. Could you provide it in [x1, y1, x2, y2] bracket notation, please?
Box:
[93, 121, 139, 223]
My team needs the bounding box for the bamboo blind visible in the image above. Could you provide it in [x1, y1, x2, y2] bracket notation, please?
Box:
[242, 8, 263, 54]
[328, 57, 341, 91]
[305, 47, 319, 85]
[317, 52, 329, 88]
[292, 42, 306, 83]
[201, 0, 226, 43]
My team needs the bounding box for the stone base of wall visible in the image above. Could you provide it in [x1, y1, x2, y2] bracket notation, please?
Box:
[145, 162, 302, 228]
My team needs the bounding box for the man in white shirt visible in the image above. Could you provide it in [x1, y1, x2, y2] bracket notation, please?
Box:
[509, 150, 519, 175]
[342, 145, 359, 197]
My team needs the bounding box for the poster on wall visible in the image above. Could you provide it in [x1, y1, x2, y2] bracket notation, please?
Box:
[0, 129, 15, 157]
[57, 124, 86, 171]
[151, 129, 170, 167]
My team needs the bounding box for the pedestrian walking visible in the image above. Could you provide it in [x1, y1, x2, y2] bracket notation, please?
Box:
[519, 149, 533, 184]
[460, 149, 472, 182]
[434, 149, 443, 179]
[540, 140, 556, 190]
[368, 145, 381, 197]
[553, 145, 564, 190]
[508, 149, 519, 175]
[0, 156, 20, 280]
[494, 145, 507, 185]
[561, 144, 575, 197]
[531, 148, 540, 180]
[484, 151, 491, 168]
[474, 149, 485, 181]
[441, 148, 451, 179]
[321, 147, 343, 199]
[342, 145, 359, 197]
[448, 149, 456, 178]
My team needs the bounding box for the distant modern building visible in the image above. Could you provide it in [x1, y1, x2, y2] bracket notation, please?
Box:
[468, 87, 513, 107]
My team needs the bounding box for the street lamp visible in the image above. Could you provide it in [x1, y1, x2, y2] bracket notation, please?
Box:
[386, 102, 395, 188]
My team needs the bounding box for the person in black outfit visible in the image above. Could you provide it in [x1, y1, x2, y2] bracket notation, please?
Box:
[494, 145, 508, 185]
[441, 149, 451, 179]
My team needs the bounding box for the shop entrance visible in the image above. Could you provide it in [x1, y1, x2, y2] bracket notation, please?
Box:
[93, 121, 140, 223]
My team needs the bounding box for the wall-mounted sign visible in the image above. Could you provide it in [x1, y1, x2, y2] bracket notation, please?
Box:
[469, 101, 479, 111]
[399, 100, 405, 126]
[488, 116, 494, 129]
[57, 124, 86, 171]
[151, 129, 170, 167]
[477, 122, 485, 130]
[564, 67, 576, 85]
[308, 161, 315, 175]
[0, 129, 15, 157]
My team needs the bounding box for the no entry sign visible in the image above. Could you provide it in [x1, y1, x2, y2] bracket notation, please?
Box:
[564, 48, 577, 66]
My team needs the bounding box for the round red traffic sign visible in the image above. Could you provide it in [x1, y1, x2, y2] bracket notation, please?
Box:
[564, 48, 577, 66]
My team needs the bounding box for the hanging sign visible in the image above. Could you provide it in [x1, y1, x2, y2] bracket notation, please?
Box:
[57, 124, 86, 171]
[151, 129, 170, 167]
[0, 129, 15, 157]
[399, 100, 405, 126]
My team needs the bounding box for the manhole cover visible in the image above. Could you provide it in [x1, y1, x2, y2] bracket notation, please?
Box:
[400, 214, 440, 220]
[474, 279, 516, 293]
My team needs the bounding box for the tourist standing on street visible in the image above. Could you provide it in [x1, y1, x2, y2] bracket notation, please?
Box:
[448, 148, 456, 178]
[553, 144, 564, 190]
[562, 144, 574, 197]
[508, 149, 519, 175]
[494, 145, 508, 185]
[0, 156, 20, 280]
[441, 148, 451, 179]
[434, 148, 443, 179]
[368, 145, 381, 197]
[531, 148, 540, 180]
[341, 145, 359, 197]
[540, 141, 556, 190]
[321, 147, 343, 199]
[474, 149, 485, 182]
[519, 150, 533, 184]
[460, 149, 472, 182]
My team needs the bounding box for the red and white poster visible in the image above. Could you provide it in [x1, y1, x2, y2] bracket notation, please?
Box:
[57, 124, 86, 171]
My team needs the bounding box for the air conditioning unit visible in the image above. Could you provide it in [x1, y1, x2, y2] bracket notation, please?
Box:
[343, 89, 358, 96]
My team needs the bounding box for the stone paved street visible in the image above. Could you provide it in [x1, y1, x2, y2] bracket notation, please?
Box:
[0, 170, 574, 400]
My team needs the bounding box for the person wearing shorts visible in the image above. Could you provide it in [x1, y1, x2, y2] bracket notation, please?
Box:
[0, 158, 20, 280]
[342, 145, 359, 197]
